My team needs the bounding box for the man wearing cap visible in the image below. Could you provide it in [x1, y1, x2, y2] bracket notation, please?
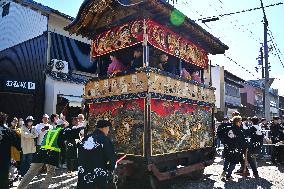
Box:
[77, 120, 116, 189]
[20, 116, 37, 176]
[219, 111, 241, 177]
[17, 119, 84, 189]
[0, 112, 21, 189]
[222, 116, 247, 180]
[270, 116, 281, 164]
[34, 114, 52, 151]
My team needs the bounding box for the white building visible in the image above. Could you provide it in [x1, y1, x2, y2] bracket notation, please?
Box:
[211, 65, 244, 121]
[0, 0, 93, 120]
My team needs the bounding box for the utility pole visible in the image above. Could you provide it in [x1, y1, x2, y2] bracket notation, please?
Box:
[259, 46, 265, 117]
[260, 0, 271, 120]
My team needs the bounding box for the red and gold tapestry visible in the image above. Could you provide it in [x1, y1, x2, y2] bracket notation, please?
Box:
[91, 20, 144, 58]
[147, 20, 208, 69]
[88, 98, 145, 156]
[151, 99, 213, 156]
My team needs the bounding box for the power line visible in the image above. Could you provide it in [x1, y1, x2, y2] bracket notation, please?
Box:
[268, 30, 284, 69]
[268, 28, 283, 57]
[195, 2, 283, 22]
[180, 0, 262, 44]
[224, 54, 260, 79]
[177, 1, 283, 84]
[210, 0, 263, 68]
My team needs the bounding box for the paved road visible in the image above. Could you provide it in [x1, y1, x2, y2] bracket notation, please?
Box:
[170, 157, 284, 189]
[11, 157, 284, 189]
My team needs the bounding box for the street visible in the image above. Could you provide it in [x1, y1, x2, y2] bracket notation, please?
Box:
[11, 156, 284, 189]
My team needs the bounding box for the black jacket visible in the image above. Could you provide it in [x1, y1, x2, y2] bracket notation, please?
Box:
[0, 125, 21, 171]
[270, 123, 281, 144]
[223, 124, 247, 163]
[77, 129, 116, 188]
[279, 124, 284, 141]
[32, 127, 82, 166]
[217, 122, 231, 143]
[65, 126, 79, 159]
[249, 125, 264, 153]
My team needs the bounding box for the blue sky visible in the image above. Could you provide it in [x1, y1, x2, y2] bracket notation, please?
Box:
[34, 0, 284, 95]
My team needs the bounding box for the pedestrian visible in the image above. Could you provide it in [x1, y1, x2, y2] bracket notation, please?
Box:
[250, 116, 264, 159]
[222, 116, 247, 180]
[217, 116, 230, 177]
[234, 117, 251, 175]
[17, 119, 83, 189]
[259, 118, 268, 130]
[78, 114, 86, 139]
[0, 112, 21, 189]
[20, 116, 37, 176]
[241, 117, 251, 140]
[10, 117, 22, 173]
[260, 118, 271, 158]
[218, 112, 239, 177]
[34, 114, 52, 150]
[50, 114, 59, 128]
[270, 116, 281, 164]
[217, 116, 230, 146]
[77, 114, 86, 127]
[65, 117, 79, 176]
[19, 118, 25, 128]
[77, 120, 116, 189]
[237, 116, 263, 178]
[278, 116, 284, 164]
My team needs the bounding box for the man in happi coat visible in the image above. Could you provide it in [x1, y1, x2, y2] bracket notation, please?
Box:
[77, 120, 116, 189]
[222, 116, 247, 180]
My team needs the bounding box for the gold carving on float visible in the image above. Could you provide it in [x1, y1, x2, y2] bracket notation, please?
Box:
[85, 72, 215, 104]
[150, 99, 214, 156]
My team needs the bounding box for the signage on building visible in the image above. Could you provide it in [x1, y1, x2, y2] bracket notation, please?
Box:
[2, 79, 36, 93]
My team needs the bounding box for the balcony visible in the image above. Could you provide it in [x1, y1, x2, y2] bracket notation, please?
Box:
[84, 68, 215, 105]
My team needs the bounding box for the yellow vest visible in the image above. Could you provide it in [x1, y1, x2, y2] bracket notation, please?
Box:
[40, 128, 62, 152]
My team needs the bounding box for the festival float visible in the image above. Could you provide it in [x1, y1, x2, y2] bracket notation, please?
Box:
[66, 0, 228, 187]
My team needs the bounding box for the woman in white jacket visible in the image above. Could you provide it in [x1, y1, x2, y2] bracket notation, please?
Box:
[20, 116, 36, 176]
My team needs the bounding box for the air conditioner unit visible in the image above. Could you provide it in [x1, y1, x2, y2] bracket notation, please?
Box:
[50, 59, 69, 74]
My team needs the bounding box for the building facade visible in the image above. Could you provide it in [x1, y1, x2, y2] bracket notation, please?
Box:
[0, 0, 94, 122]
[240, 81, 263, 118]
[279, 96, 284, 117]
[211, 66, 244, 121]
[241, 80, 279, 119]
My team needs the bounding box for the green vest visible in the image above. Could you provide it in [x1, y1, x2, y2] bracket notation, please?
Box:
[40, 128, 62, 152]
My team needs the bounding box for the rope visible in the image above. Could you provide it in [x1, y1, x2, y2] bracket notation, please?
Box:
[112, 172, 119, 189]
[115, 0, 144, 7]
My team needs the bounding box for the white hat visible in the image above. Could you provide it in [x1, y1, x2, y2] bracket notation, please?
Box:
[42, 114, 49, 118]
[26, 116, 34, 121]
